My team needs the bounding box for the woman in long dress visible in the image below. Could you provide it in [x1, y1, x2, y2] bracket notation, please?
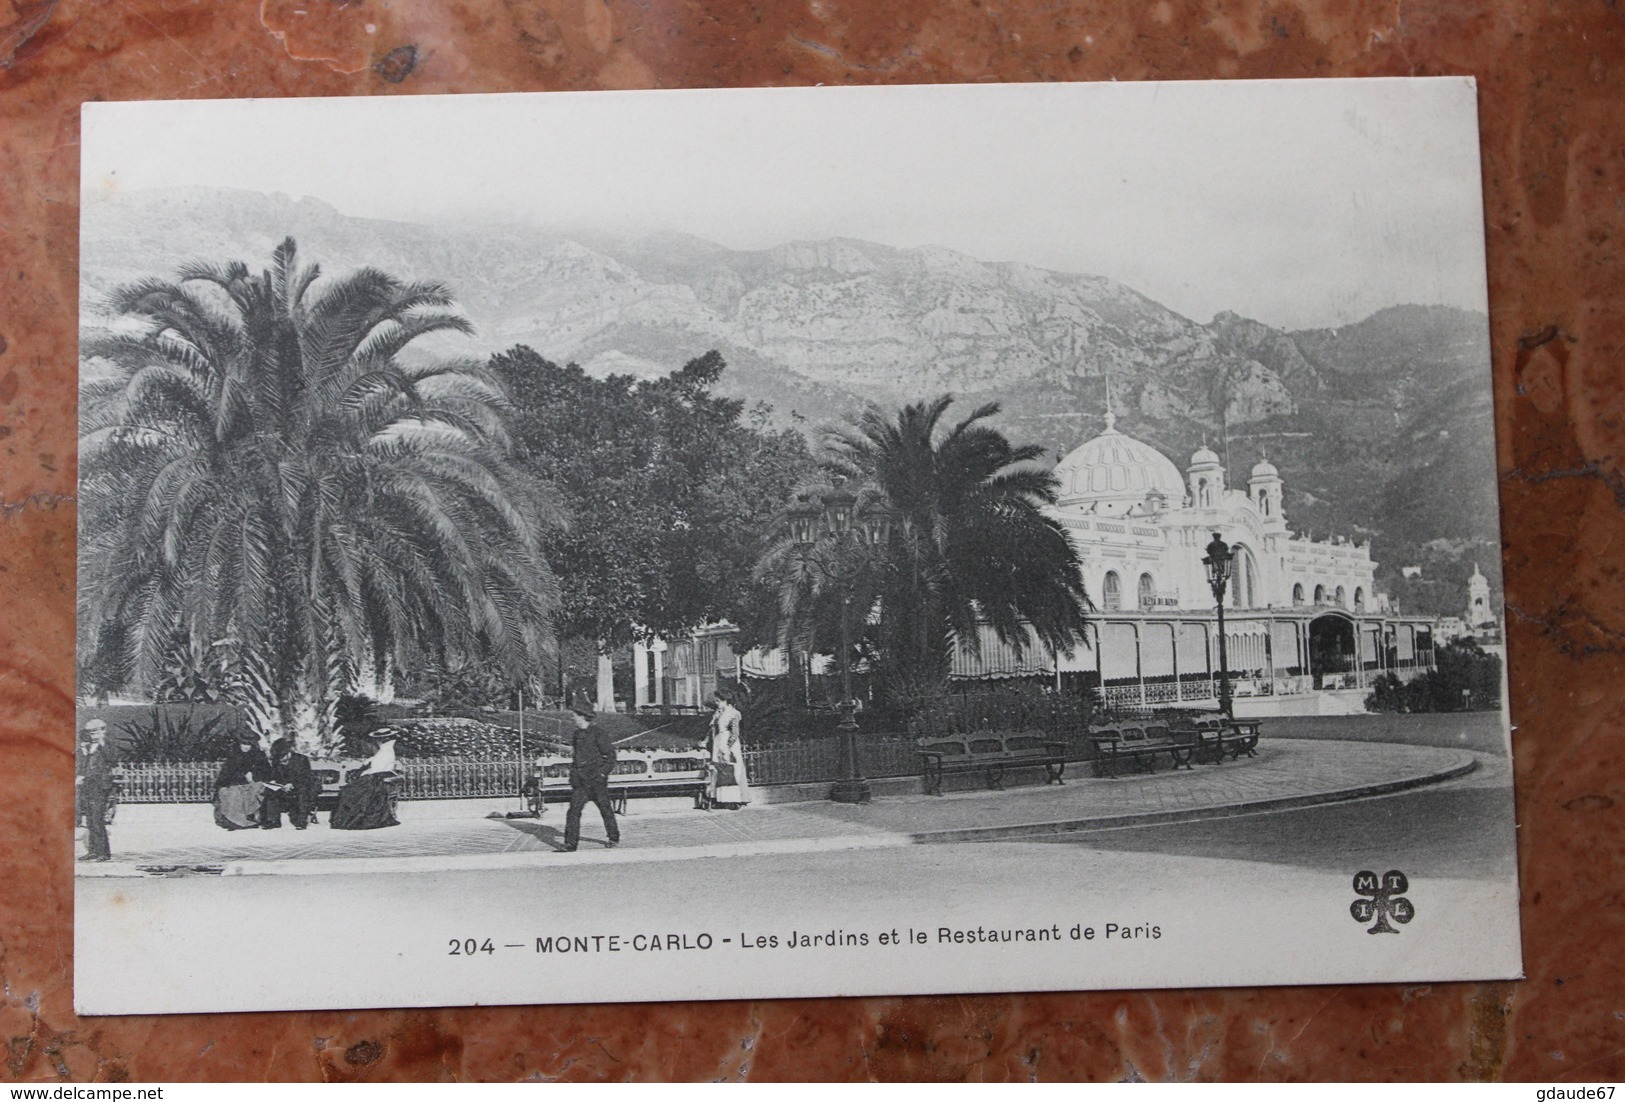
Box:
[213, 732, 271, 830]
[331, 731, 401, 830]
[705, 692, 752, 809]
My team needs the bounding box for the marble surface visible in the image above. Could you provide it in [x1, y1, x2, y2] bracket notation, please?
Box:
[2, 0, 1622, 1082]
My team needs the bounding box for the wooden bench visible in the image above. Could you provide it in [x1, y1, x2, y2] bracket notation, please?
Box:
[526, 749, 712, 814]
[1089, 724, 1200, 776]
[1154, 717, 1263, 764]
[1090, 716, 1263, 774]
[916, 731, 1069, 796]
[310, 759, 355, 809]
[1206, 719, 1262, 761]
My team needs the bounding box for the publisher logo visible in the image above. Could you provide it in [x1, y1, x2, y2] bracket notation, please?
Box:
[1350, 869, 1414, 935]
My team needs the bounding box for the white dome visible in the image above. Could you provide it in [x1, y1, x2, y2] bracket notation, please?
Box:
[1053, 422, 1186, 514]
[1190, 445, 1221, 467]
[1251, 458, 1279, 478]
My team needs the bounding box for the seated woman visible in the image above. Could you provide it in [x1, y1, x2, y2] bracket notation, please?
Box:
[214, 731, 271, 830]
[331, 730, 401, 830]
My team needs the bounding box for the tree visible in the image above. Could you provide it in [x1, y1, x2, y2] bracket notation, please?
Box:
[79, 239, 559, 750]
[754, 395, 1092, 692]
[488, 346, 814, 708]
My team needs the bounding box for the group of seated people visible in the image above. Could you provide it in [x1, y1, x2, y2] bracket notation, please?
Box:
[212, 729, 400, 832]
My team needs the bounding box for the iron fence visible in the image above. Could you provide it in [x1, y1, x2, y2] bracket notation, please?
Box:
[399, 757, 525, 800]
[742, 740, 838, 786]
[117, 761, 219, 803]
[115, 738, 931, 803]
[742, 734, 918, 786]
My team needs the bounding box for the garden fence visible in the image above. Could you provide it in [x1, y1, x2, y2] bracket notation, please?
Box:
[116, 735, 929, 803]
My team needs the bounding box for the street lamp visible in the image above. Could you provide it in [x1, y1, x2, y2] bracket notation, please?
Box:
[790, 482, 892, 803]
[1203, 531, 1235, 721]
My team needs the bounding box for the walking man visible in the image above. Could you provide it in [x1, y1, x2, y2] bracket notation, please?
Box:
[76, 718, 116, 862]
[561, 706, 619, 852]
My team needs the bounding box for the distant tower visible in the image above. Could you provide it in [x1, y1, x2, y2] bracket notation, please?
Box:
[1248, 455, 1285, 529]
[1467, 563, 1494, 628]
[1187, 443, 1225, 508]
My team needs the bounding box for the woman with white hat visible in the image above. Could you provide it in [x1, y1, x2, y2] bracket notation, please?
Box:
[331, 729, 401, 830]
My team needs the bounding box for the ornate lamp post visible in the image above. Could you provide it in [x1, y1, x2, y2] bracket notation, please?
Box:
[1203, 532, 1235, 721]
[789, 482, 892, 803]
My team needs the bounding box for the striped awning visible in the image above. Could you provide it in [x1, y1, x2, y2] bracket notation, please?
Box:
[949, 624, 1057, 679]
[740, 647, 789, 678]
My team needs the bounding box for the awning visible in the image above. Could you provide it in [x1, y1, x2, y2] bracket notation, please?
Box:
[949, 624, 1056, 679]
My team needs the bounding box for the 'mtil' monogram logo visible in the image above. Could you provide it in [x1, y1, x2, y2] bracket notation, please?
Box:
[1350, 869, 1414, 934]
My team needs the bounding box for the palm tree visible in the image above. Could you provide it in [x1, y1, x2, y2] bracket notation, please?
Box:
[78, 239, 560, 750]
[757, 395, 1091, 691]
[751, 478, 888, 703]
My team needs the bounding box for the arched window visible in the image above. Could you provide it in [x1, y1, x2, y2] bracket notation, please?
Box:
[1103, 571, 1122, 612]
[1335, 585, 1347, 608]
[1313, 584, 1326, 605]
[1138, 573, 1155, 609]
[1258, 490, 1271, 516]
[1354, 587, 1365, 612]
[1197, 477, 1211, 507]
[1292, 583, 1305, 605]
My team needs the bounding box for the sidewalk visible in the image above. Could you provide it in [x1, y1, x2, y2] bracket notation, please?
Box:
[76, 738, 1486, 878]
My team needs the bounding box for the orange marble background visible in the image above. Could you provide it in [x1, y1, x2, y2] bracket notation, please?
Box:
[2, 0, 1622, 1082]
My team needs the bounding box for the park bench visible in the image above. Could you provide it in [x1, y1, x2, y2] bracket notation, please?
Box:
[916, 731, 1069, 796]
[310, 760, 351, 808]
[1208, 719, 1261, 761]
[1158, 717, 1263, 764]
[526, 748, 712, 814]
[1089, 716, 1264, 775]
[1089, 724, 1200, 776]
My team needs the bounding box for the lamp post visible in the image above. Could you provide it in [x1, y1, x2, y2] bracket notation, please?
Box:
[1203, 532, 1235, 721]
[788, 482, 892, 804]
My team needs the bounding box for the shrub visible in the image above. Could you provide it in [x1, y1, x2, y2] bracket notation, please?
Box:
[108, 702, 243, 762]
[1365, 640, 1502, 713]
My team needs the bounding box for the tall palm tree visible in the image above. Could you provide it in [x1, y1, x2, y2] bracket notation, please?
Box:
[783, 395, 1091, 689]
[78, 239, 559, 750]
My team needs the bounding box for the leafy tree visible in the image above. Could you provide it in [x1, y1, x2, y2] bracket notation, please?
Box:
[79, 239, 559, 750]
[488, 347, 814, 707]
[753, 395, 1093, 690]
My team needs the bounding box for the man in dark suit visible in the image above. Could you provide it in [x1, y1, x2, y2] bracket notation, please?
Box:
[561, 706, 619, 852]
[76, 718, 116, 862]
[262, 737, 320, 829]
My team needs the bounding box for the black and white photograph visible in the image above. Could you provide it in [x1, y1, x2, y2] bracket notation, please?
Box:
[74, 79, 1521, 1015]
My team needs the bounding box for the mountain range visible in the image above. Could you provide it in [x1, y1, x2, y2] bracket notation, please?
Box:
[79, 187, 1502, 615]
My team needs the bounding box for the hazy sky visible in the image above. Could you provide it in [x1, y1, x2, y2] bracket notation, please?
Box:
[82, 79, 1488, 330]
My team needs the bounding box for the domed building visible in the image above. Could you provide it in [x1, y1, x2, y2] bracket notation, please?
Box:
[952, 408, 1440, 715]
[635, 406, 1439, 718]
[1051, 409, 1188, 517]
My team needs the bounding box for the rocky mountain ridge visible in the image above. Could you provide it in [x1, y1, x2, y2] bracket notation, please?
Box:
[80, 187, 1501, 611]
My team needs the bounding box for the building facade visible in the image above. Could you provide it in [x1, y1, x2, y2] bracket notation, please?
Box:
[950, 410, 1437, 715]
[635, 410, 1438, 716]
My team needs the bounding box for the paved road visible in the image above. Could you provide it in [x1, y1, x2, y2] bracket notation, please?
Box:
[1028, 752, 1518, 881]
[77, 749, 1521, 1012]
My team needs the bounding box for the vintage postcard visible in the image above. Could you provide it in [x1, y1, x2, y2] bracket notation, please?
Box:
[74, 79, 1521, 1014]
